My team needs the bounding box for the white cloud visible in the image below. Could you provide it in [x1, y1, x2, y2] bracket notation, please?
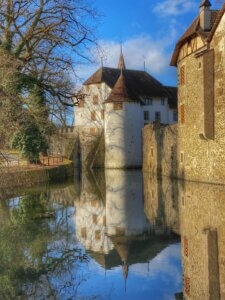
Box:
[153, 0, 197, 17]
[76, 27, 178, 83]
[130, 243, 182, 286]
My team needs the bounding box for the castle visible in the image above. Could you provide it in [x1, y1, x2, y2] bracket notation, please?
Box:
[143, 0, 225, 185]
[75, 50, 178, 169]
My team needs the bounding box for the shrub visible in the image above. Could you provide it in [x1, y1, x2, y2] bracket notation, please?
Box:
[11, 122, 48, 163]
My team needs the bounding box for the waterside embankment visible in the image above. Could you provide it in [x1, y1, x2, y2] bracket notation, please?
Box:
[0, 162, 74, 200]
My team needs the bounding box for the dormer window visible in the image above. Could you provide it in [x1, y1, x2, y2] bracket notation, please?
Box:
[144, 98, 152, 105]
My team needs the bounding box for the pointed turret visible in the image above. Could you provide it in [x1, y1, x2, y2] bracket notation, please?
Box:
[104, 71, 136, 103]
[118, 45, 126, 70]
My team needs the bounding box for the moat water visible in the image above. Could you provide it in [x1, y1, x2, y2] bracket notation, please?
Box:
[0, 170, 185, 299]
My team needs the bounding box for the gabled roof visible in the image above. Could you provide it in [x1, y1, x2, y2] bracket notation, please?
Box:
[170, 16, 200, 66]
[170, 6, 221, 66]
[207, 2, 225, 42]
[84, 67, 171, 100]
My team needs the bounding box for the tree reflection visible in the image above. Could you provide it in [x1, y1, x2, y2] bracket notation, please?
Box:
[0, 192, 88, 299]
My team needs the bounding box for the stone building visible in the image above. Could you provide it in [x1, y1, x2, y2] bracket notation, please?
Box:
[75, 50, 177, 168]
[143, 0, 225, 184]
[171, 0, 225, 183]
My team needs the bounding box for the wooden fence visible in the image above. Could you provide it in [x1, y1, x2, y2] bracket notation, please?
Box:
[0, 154, 64, 169]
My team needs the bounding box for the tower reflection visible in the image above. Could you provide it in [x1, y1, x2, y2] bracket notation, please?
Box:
[74, 170, 179, 290]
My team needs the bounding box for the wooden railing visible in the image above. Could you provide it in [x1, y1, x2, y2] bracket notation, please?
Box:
[40, 155, 64, 166]
[0, 155, 64, 168]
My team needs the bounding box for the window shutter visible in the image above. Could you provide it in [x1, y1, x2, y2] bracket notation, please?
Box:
[180, 66, 185, 85]
[180, 104, 185, 124]
[114, 102, 123, 110]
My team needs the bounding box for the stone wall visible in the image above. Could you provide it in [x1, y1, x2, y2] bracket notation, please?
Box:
[142, 123, 178, 178]
[50, 126, 105, 169]
[175, 12, 225, 184]
[0, 162, 74, 201]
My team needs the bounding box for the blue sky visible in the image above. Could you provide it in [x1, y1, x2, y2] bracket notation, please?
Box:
[77, 0, 221, 87]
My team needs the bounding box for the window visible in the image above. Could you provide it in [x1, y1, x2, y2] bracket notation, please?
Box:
[185, 277, 190, 297]
[161, 99, 165, 106]
[101, 110, 105, 120]
[95, 230, 101, 241]
[155, 112, 161, 122]
[173, 111, 178, 122]
[180, 152, 184, 164]
[145, 99, 153, 105]
[144, 111, 149, 121]
[90, 128, 96, 134]
[180, 104, 185, 123]
[93, 95, 99, 105]
[92, 214, 97, 224]
[79, 100, 84, 108]
[184, 237, 189, 257]
[81, 228, 87, 239]
[151, 147, 154, 157]
[91, 111, 96, 121]
[180, 65, 185, 85]
[114, 102, 123, 110]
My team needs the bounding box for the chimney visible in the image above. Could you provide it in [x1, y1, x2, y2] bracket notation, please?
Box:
[200, 0, 212, 31]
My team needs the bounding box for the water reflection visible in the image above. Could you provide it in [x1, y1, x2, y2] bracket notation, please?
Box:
[143, 174, 225, 299]
[179, 181, 225, 300]
[0, 191, 87, 299]
[74, 170, 181, 299]
[0, 170, 182, 299]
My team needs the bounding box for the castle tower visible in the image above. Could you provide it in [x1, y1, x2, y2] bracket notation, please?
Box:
[104, 54, 143, 168]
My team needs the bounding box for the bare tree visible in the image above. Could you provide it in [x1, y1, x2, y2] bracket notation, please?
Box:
[0, 0, 98, 126]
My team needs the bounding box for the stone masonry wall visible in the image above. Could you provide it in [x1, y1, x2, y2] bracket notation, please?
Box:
[142, 123, 178, 178]
[50, 126, 105, 169]
[175, 12, 225, 184]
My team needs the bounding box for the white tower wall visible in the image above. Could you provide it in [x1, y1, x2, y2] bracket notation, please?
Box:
[104, 102, 143, 168]
[105, 170, 151, 236]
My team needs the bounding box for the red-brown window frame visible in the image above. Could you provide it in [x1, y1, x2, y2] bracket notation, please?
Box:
[180, 65, 185, 85]
[113, 102, 123, 110]
[180, 104, 185, 124]
[93, 95, 99, 105]
[91, 111, 96, 121]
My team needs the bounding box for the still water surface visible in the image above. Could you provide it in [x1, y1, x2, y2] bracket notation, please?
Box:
[0, 170, 182, 299]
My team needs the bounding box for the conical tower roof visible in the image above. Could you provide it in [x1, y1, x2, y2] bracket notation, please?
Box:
[118, 46, 126, 70]
[104, 71, 137, 103]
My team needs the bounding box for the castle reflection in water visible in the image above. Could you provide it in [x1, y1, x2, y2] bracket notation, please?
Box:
[72, 170, 178, 289]
[62, 169, 223, 300]
[26, 169, 225, 299]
